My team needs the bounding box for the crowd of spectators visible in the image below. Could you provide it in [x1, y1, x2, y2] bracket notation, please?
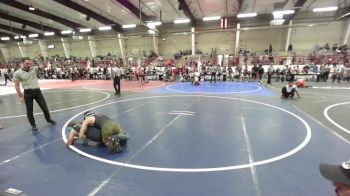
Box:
[173, 49, 204, 59]
[315, 43, 348, 54]
[1, 50, 349, 85]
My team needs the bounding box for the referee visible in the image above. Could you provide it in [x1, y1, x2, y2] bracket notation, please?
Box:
[113, 66, 121, 96]
[13, 53, 56, 131]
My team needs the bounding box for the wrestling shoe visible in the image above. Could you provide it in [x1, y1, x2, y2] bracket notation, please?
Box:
[47, 119, 56, 125]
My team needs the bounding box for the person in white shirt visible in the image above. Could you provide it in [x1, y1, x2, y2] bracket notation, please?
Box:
[13, 54, 56, 131]
[281, 81, 300, 98]
[193, 70, 200, 86]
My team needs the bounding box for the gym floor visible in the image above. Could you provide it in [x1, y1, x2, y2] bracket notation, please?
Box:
[0, 79, 349, 196]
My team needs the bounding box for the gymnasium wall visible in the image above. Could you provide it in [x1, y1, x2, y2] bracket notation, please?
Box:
[124, 36, 153, 57]
[26, 44, 41, 58]
[239, 28, 287, 53]
[159, 34, 191, 57]
[157, 21, 237, 57]
[196, 31, 236, 55]
[47, 39, 65, 57]
[69, 39, 91, 57]
[95, 37, 121, 57]
[1, 19, 348, 61]
[291, 21, 344, 53]
[7, 45, 21, 58]
[0, 49, 5, 63]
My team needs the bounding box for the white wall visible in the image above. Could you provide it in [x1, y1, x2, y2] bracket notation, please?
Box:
[196, 31, 235, 54]
[291, 21, 344, 53]
[70, 40, 91, 57]
[7, 45, 20, 59]
[47, 41, 65, 57]
[239, 28, 287, 54]
[125, 36, 153, 57]
[0, 50, 4, 63]
[26, 44, 41, 58]
[95, 37, 121, 57]
[159, 34, 191, 57]
[0, 20, 348, 62]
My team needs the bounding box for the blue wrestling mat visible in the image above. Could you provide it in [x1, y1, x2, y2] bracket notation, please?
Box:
[1, 86, 350, 196]
[151, 82, 276, 96]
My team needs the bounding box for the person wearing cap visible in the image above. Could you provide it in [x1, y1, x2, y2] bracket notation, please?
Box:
[68, 111, 128, 153]
[319, 159, 350, 195]
[281, 80, 301, 99]
[13, 53, 56, 131]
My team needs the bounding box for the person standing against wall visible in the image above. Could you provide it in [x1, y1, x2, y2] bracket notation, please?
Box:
[13, 53, 56, 131]
[113, 65, 121, 96]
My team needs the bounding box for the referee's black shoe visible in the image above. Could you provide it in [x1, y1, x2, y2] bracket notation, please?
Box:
[47, 119, 56, 125]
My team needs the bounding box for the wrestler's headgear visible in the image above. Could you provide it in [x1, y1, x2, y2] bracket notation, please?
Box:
[83, 111, 95, 120]
[67, 121, 78, 128]
[67, 121, 79, 133]
[106, 133, 129, 153]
